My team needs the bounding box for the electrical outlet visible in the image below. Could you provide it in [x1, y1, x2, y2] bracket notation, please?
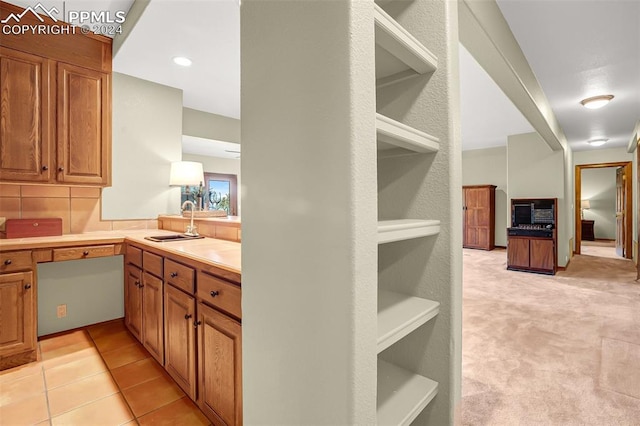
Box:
[57, 304, 67, 318]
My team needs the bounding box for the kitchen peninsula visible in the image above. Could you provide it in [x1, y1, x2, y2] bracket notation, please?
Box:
[0, 229, 241, 425]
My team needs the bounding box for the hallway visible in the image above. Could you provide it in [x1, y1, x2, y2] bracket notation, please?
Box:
[460, 248, 640, 425]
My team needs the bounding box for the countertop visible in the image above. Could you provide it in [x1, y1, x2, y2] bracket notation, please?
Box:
[0, 229, 241, 275]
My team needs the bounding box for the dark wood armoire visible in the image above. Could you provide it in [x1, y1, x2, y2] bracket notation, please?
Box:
[463, 185, 496, 250]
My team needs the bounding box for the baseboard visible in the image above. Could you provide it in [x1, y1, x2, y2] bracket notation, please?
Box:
[594, 238, 615, 242]
[495, 245, 506, 249]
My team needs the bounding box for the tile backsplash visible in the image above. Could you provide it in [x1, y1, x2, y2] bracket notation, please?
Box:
[0, 184, 157, 235]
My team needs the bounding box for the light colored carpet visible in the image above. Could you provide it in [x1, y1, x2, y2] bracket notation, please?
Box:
[581, 240, 620, 260]
[460, 248, 640, 425]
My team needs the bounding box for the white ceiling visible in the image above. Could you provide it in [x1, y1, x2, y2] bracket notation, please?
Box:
[496, 0, 640, 152]
[113, 0, 240, 120]
[182, 135, 240, 159]
[459, 44, 533, 150]
[7, 0, 639, 155]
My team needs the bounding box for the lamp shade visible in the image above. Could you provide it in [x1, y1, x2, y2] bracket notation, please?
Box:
[169, 161, 204, 186]
[581, 200, 591, 209]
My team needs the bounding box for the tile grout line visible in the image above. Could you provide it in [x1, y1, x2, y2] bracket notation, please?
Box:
[38, 343, 53, 426]
[85, 328, 140, 425]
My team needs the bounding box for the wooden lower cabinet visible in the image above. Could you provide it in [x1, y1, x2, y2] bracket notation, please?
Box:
[164, 284, 197, 399]
[506, 238, 530, 269]
[125, 264, 143, 340]
[529, 239, 555, 271]
[124, 243, 242, 425]
[0, 271, 36, 369]
[507, 236, 556, 274]
[142, 272, 164, 364]
[198, 302, 242, 426]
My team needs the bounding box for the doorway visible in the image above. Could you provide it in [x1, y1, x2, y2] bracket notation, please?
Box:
[574, 161, 632, 259]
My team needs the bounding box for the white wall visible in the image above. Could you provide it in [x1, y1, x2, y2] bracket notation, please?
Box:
[102, 73, 183, 219]
[507, 132, 568, 266]
[462, 146, 508, 246]
[573, 147, 633, 165]
[581, 168, 617, 239]
[241, 1, 378, 423]
[183, 108, 240, 144]
[182, 153, 241, 216]
[564, 145, 574, 259]
[37, 257, 124, 336]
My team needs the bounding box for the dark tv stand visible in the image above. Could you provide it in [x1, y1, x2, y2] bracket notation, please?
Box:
[507, 198, 557, 275]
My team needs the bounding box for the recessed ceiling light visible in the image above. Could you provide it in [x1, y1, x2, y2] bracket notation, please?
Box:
[580, 95, 614, 109]
[587, 138, 608, 147]
[173, 56, 192, 67]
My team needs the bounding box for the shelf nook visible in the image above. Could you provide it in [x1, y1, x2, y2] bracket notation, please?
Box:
[376, 113, 440, 157]
[378, 290, 439, 353]
[377, 360, 439, 426]
[377, 219, 440, 244]
[374, 4, 438, 87]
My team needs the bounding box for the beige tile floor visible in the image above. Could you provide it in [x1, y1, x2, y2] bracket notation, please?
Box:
[0, 319, 211, 425]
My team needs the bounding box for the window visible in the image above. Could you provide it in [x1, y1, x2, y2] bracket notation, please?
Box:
[204, 172, 238, 215]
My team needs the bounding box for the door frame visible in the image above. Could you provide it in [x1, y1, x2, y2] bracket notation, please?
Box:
[574, 161, 632, 258]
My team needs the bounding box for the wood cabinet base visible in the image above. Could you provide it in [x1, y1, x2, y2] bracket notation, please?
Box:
[0, 349, 37, 370]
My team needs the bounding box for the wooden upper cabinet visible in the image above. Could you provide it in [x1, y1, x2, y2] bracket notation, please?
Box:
[0, 48, 52, 182]
[57, 63, 110, 185]
[0, 1, 112, 186]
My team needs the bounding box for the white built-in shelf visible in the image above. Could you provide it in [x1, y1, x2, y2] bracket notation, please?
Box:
[374, 4, 438, 88]
[378, 290, 439, 353]
[377, 359, 438, 426]
[376, 113, 439, 157]
[377, 219, 440, 244]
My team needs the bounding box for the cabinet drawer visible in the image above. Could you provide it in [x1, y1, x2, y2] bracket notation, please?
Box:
[53, 245, 115, 262]
[126, 245, 142, 267]
[0, 250, 33, 273]
[164, 259, 195, 294]
[197, 272, 241, 319]
[143, 251, 163, 278]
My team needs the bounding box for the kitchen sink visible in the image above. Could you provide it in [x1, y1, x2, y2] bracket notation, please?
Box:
[144, 234, 205, 242]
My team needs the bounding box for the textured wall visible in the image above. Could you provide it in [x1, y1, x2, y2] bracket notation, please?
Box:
[507, 132, 568, 265]
[376, 0, 462, 424]
[462, 147, 508, 246]
[102, 73, 183, 219]
[37, 256, 124, 336]
[241, 1, 377, 423]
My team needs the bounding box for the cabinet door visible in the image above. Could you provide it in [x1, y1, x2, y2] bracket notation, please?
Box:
[463, 187, 493, 249]
[164, 285, 196, 399]
[0, 47, 51, 182]
[198, 302, 242, 426]
[125, 265, 142, 341]
[142, 272, 164, 364]
[530, 239, 555, 271]
[0, 271, 35, 358]
[507, 238, 530, 269]
[57, 62, 110, 185]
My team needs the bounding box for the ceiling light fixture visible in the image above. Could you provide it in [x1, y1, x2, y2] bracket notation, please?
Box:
[587, 138, 608, 147]
[173, 56, 192, 67]
[580, 94, 614, 109]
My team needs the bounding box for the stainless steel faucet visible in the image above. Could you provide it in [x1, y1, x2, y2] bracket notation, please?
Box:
[181, 200, 199, 236]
